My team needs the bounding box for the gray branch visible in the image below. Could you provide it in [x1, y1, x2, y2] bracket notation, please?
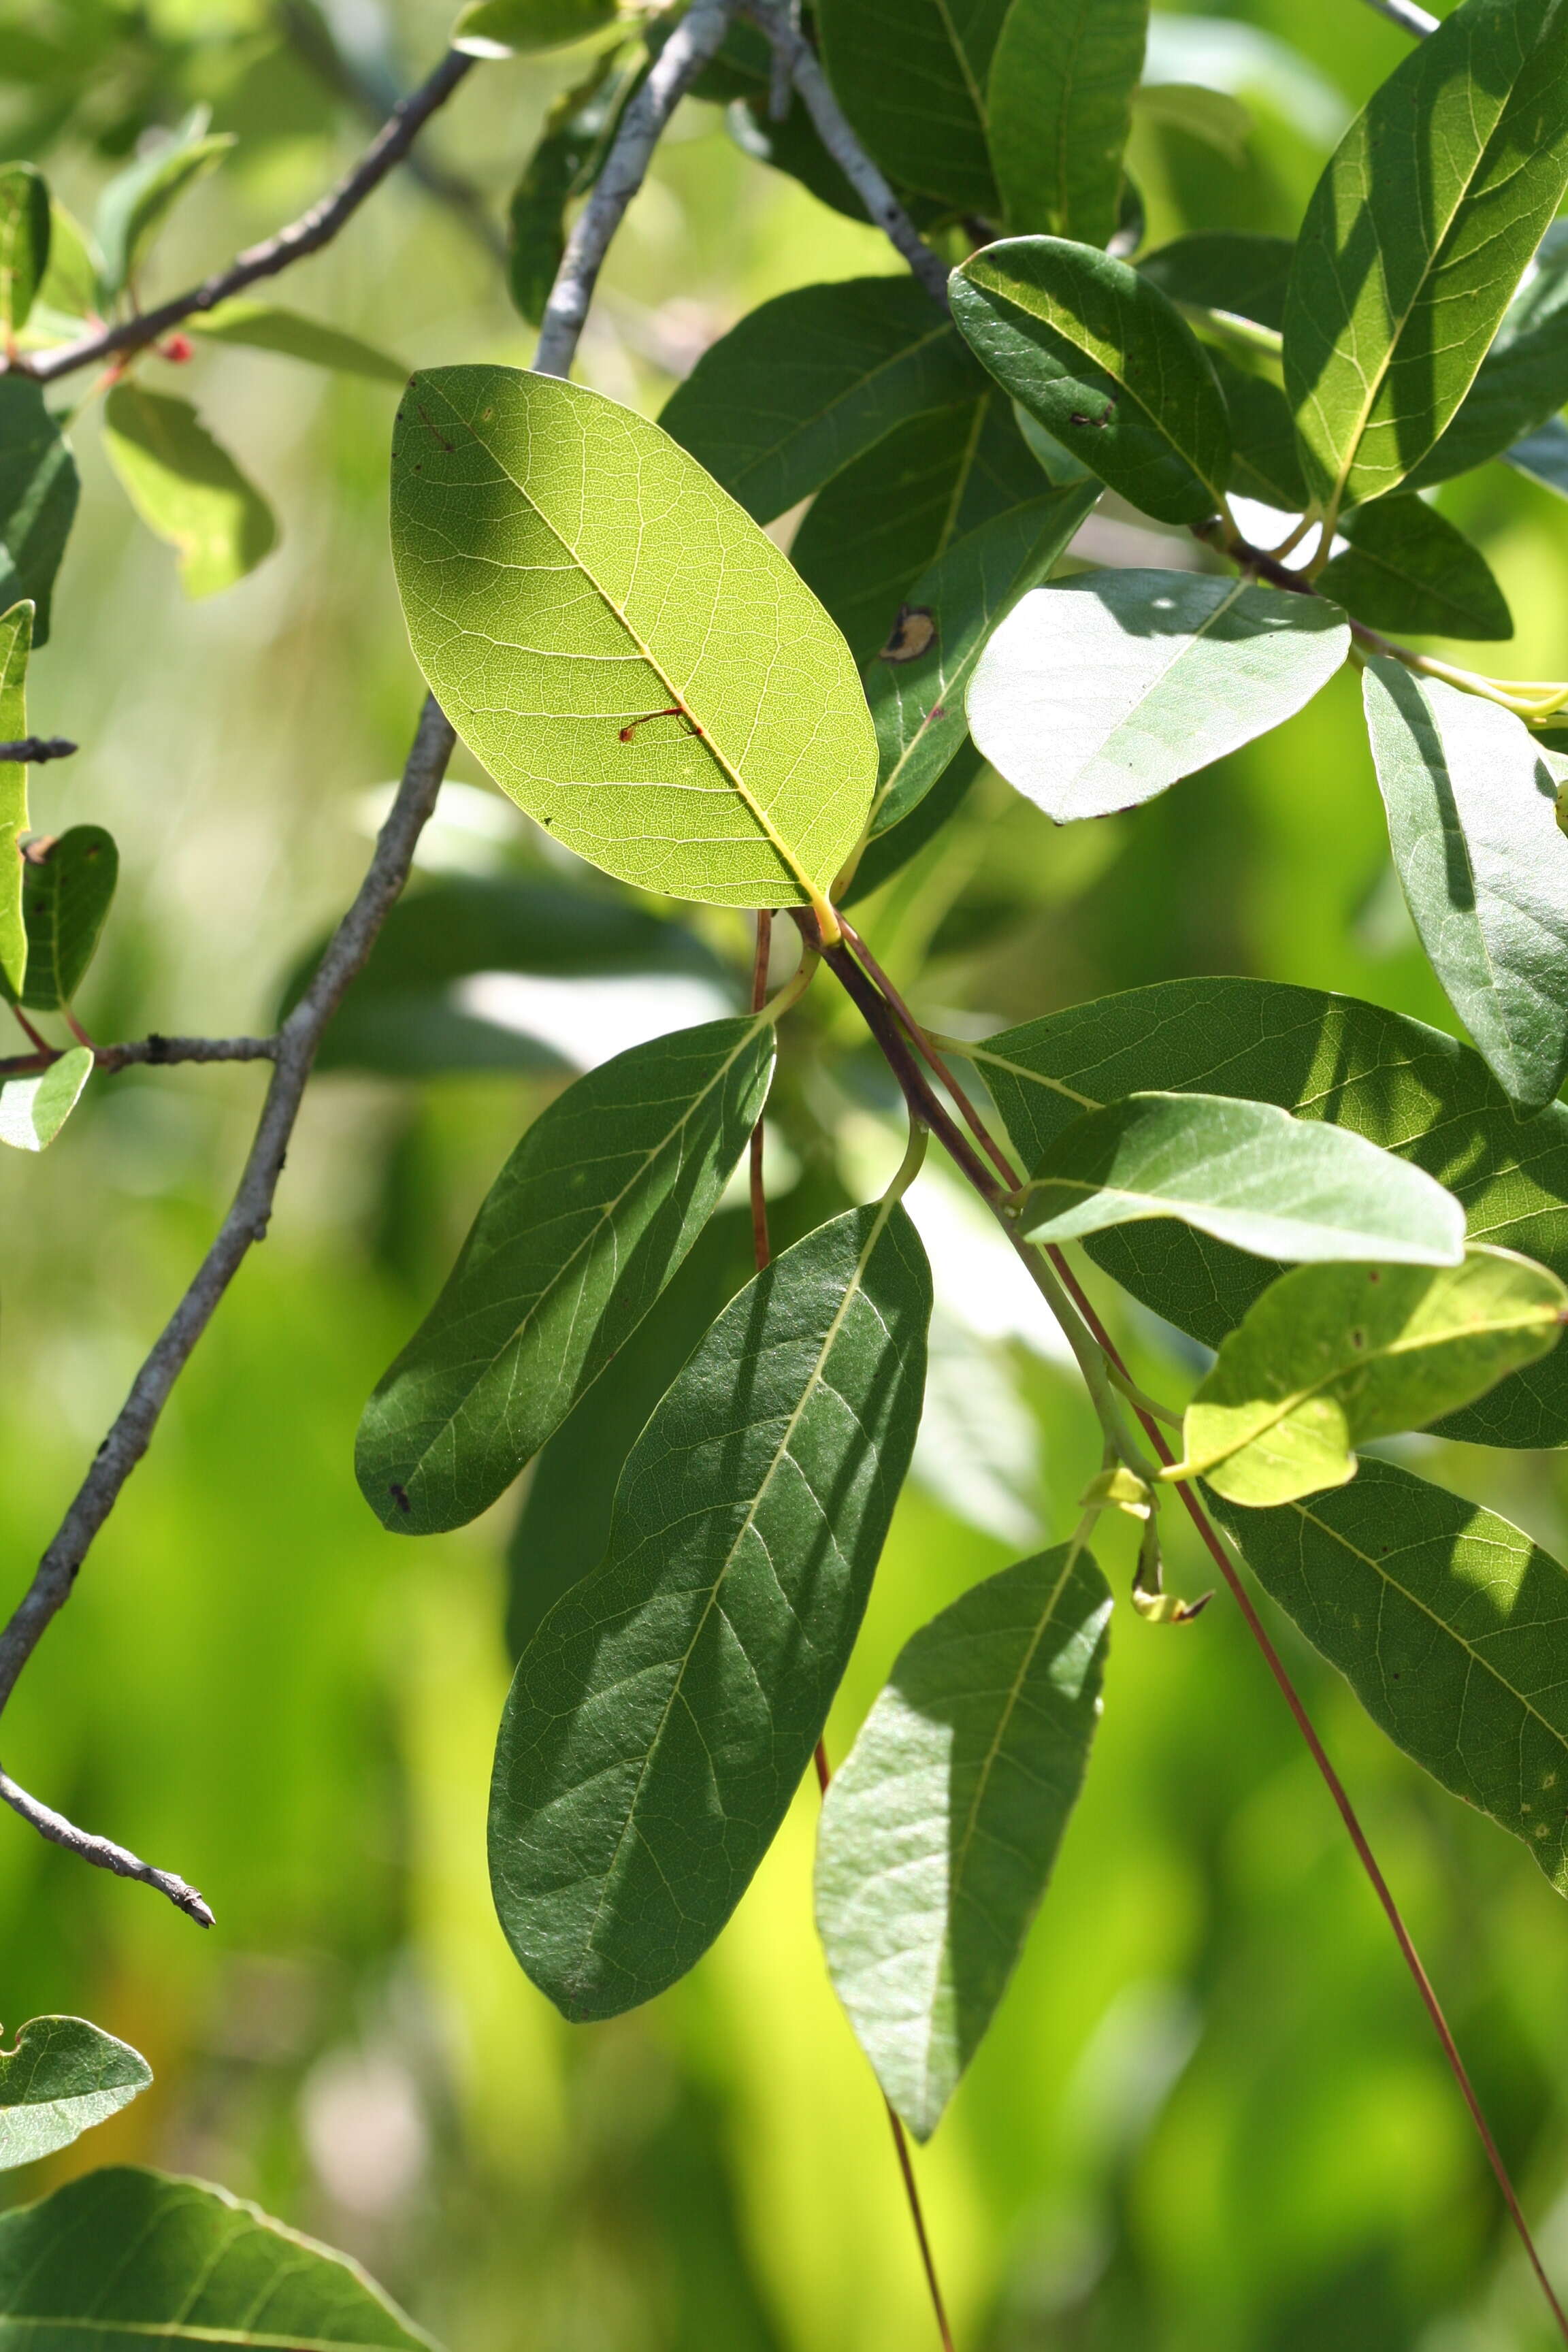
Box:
[0, 1768, 214, 1927]
[99, 1033, 279, 1072]
[533, 0, 738, 377]
[12, 50, 477, 385]
[1359, 0, 1438, 31]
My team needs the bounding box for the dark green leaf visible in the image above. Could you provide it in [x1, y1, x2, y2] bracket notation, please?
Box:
[102, 385, 276, 600]
[817, 1542, 1109, 2139]
[951, 236, 1232, 525]
[3, 824, 117, 1012]
[815, 0, 1007, 214]
[1318, 499, 1512, 641]
[1282, 0, 1568, 510]
[94, 112, 233, 301]
[1407, 221, 1568, 490]
[725, 90, 878, 224]
[357, 1014, 775, 1533]
[0, 165, 49, 338]
[1362, 662, 1568, 1110]
[455, 0, 618, 54]
[0, 2167, 433, 2347]
[0, 1042, 89, 1151]
[0, 379, 78, 643]
[489, 1201, 932, 2020]
[660, 278, 980, 523]
[1137, 233, 1295, 336]
[0, 599, 29, 995]
[189, 301, 406, 384]
[506, 49, 638, 327]
[1209, 1456, 1568, 1894]
[841, 738, 985, 905]
[1208, 349, 1309, 512]
[0, 2017, 150, 2169]
[986, 0, 1147, 246]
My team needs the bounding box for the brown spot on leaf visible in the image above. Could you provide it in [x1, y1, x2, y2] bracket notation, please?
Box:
[879, 605, 937, 664]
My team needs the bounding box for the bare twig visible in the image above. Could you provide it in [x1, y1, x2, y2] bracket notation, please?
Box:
[0, 737, 76, 764]
[533, 0, 738, 376]
[98, 1033, 279, 1073]
[9, 52, 477, 385]
[0, 1768, 214, 1928]
[1359, 0, 1438, 33]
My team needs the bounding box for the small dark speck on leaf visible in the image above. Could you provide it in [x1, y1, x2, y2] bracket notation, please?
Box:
[1350, 1328, 1365, 1349]
[389, 1482, 412, 1515]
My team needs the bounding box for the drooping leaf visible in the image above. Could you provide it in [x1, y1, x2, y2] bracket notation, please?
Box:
[1318, 500, 1511, 641]
[815, 0, 1008, 214]
[189, 300, 406, 384]
[489, 1201, 932, 2020]
[660, 278, 981, 523]
[1282, 0, 1568, 512]
[1207, 350, 1309, 512]
[0, 165, 49, 338]
[0, 2167, 433, 2348]
[950, 237, 1232, 526]
[966, 569, 1348, 821]
[506, 47, 638, 327]
[0, 600, 29, 995]
[454, 0, 618, 56]
[1362, 662, 1568, 1111]
[357, 1014, 775, 1533]
[1208, 1456, 1568, 1894]
[2, 825, 117, 1012]
[1017, 1088, 1464, 1264]
[0, 1043, 90, 1151]
[101, 385, 276, 599]
[1137, 231, 1294, 333]
[391, 367, 876, 917]
[962, 975, 1568, 1446]
[864, 484, 1096, 843]
[816, 1541, 1109, 2140]
[1182, 1247, 1567, 1505]
[985, 0, 1148, 246]
[1406, 221, 1568, 491]
[0, 2016, 150, 2169]
[0, 379, 78, 643]
[841, 738, 985, 905]
[94, 110, 233, 302]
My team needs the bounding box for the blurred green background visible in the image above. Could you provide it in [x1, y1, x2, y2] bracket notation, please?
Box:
[5, 0, 1568, 2344]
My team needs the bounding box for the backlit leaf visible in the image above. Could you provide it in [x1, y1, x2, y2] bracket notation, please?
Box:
[815, 0, 1007, 213]
[391, 367, 875, 917]
[0, 380, 78, 643]
[190, 300, 406, 383]
[986, 0, 1147, 246]
[35, 203, 96, 326]
[102, 385, 276, 599]
[357, 1014, 775, 1533]
[817, 1541, 1109, 2140]
[0, 599, 30, 996]
[1319, 500, 1510, 641]
[0, 2017, 150, 2170]
[3, 824, 117, 1012]
[0, 1043, 89, 1152]
[454, 0, 618, 56]
[94, 111, 233, 301]
[0, 166, 49, 338]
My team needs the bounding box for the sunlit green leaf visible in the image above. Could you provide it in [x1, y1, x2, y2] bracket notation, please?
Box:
[357, 1014, 775, 1533]
[490, 1201, 932, 2020]
[0, 165, 49, 338]
[0, 2167, 434, 2347]
[1407, 222, 1568, 491]
[986, 0, 1147, 246]
[454, 0, 618, 56]
[817, 1541, 1109, 2140]
[966, 568, 1348, 821]
[0, 380, 78, 643]
[1318, 501, 1511, 642]
[2, 824, 117, 1013]
[0, 2017, 150, 2170]
[0, 599, 29, 996]
[393, 368, 876, 914]
[94, 110, 233, 302]
[1137, 231, 1294, 333]
[951, 237, 1232, 525]
[102, 385, 276, 600]
[1183, 1247, 1566, 1505]
[34, 201, 95, 326]
[815, 0, 1007, 213]
[1209, 1456, 1568, 1894]
[1363, 662, 1568, 1111]
[1282, 0, 1568, 511]
[0, 1042, 89, 1152]
[190, 300, 406, 384]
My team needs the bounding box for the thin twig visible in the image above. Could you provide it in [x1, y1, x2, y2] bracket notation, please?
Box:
[1359, 0, 1437, 33]
[0, 1767, 214, 1928]
[533, 0, 738, 377]
[0, 737, 75, 764]
[9, 52, 477, 384]
[99, 1033, 279, 1073]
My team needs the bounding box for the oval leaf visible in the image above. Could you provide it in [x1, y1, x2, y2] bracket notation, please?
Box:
[986, 0, 1147, 246]
[951, 237, 1232, 526]
[190, 301, 407, 385]
[391, 365, 875, 917]
[817, 1541, 1109, 2140]
[815, 0, 1006, 213]
[103, 386, 276, 600]
[0, 2166, 433, 2348]
[1407, 222, 1568, 491]
[358, 1013, 774, 1533]
[489, 1201, 932, 2021]
[0, 2017, 150, 2170]
[1182, 1246, 1567, 1505]
[5, 824, 118, 1013]
[0, 166, 49, 339]
[94, 115, 233, 302]
[1318, 499, 1512, 641]
[1363, 660, 1568, 1111]
[1017, 1088, 1465, 1263]
[0, 1043, 90, 1152]
[966, 569, 1349, 821]
[1209, 350, 1310, 513]
[455, 0, 618, 55]
[0, 599, 31, 996]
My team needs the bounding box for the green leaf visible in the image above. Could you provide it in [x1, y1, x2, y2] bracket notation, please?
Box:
[0, 166, 49, 338]
[660, 278, 981, 524]
[951, 237, 1232, 525]
[0, 1042, 90, 1151]
[815, 0, 1008, 214]
[94, 112, 233, 302]
[506, 48, 636, 327]
[985, 0, 1147, 246]
[1018, 1087, 1465, 1264]
[35, 201, 95, 325]
[0, 2017, 150, 2169]
[189, 300, 407, 384]
[864, 485, 1096, 843]
[0, 2166, 434, 2347]
[391, 367, 876, 916]
[841, 738, 985, 906]
[1131, 82, 1251, 169]
[489, 1200, 932, 2020]
[1137, 231, 1294, 334]
[816, 1541, 1109, 2140]
[102, 385, 276, 600]
[725, 88, 879, 225]
[0, 599, 31, 996]
[1282, 0, 1568, 512]
[0, 379, 79, 644]
[1406, 223, 1568, 491]
[964, 975, 1568, 1447]
[1207, 1456, 1568, 1895]
[1507, 412, 1568, 500]
[1183, 1247, 1566, 1505]
[357, 1014, 775, 1533]
[1318, 500, 1511, 642]
[1363, 662, 1568, 1111]
[454, 0, 618, 55]
[1208, 350, 1309, 512]
[965, 569, 1349, 821]
[3, 824, 117, 1013]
